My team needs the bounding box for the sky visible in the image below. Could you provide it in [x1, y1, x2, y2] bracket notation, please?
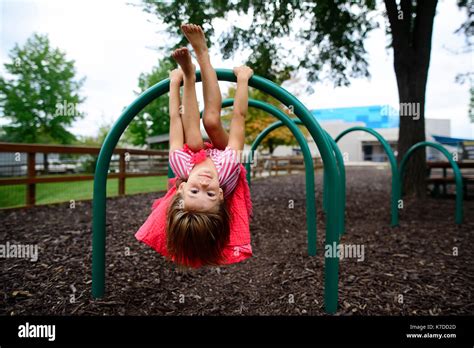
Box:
[0, 0, 473, 139]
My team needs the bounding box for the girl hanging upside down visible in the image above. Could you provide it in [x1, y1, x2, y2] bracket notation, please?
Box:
[135, 23, 254, 269]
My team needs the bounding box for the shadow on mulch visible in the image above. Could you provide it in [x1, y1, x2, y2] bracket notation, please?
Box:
[1, 167, 473, 316]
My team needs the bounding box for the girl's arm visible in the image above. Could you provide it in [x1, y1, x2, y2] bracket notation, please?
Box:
[228, 66, 253, 151]
[169, 70, 184, 153]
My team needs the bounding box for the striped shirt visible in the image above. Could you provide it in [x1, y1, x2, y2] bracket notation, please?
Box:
[169, 146, 241, 198]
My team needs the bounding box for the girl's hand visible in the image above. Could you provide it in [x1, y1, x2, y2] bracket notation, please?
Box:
[169, 69, 184, 84]
[233, 65, 253, 80]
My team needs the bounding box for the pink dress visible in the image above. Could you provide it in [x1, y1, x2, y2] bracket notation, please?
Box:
[135, 141, 253, 267]
[169, 142, 240, 199]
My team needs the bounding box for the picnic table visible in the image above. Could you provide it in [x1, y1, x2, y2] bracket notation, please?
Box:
[426, 161, 474, 198]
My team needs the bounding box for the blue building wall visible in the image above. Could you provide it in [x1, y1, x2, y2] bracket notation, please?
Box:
[311, 105, 399, 129]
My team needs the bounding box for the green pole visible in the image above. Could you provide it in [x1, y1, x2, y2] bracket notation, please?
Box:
[201, 99, 318, 255]
[335, 126, 400, 227]
[224, 73, 341, 313]
[250, 117, 346, 238]
[233, 100, 317, 256]
[399, 141, 463, 224]
[323, 167, 329, 213]
[92, 69, 341, 313]
[92, 78, 170, 298]
[324, 131, 346, 237]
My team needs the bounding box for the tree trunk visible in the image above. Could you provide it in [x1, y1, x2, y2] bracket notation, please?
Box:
[385, 0, 438, 197]
[395, 66, 428, 197]
[267, 138, 275, 155]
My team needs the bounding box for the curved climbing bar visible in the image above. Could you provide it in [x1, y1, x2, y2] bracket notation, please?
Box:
[399, 141, 463, 224]
[249, 117, 346, 238]
[92, 69, 341, 313]
[197, 98, 319, 256]
[335, 126, 400, 227]
[323, 131, 346, 237]
[240, 100, 317, 255]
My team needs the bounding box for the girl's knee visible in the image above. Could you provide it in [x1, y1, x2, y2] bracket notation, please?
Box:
[186, 139, 204, 152]
[203, 112, 223, 131]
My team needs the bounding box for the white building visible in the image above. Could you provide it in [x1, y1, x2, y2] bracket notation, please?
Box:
[271, 105, 451, 163]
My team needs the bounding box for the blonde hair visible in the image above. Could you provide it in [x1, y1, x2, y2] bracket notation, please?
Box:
[165, 179, 230, 268]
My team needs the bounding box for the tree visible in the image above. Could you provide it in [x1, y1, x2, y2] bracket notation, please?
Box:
[0, 33, 85, 173]
[384, 1, 438, 196]
[139, 0, 377, 85]
[139, 0, 471, 196]
[0, 33, 85, 144]
[138, 0, 374, 157]
[456, 0, 473, 43]
[454, 0, 473, 123]
[124, 58, 173, 149]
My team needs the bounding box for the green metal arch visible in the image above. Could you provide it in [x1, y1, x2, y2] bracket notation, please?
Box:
[203, 98, 318, 256]
[92, 69, 341, 313]
[324, 131, 346, 237]
[399, 141, 463, 224]
[335, 126, 400, 227]
[248, 117, 346, 238]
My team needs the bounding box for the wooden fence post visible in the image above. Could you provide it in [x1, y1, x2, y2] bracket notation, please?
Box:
[27, 152, 36, 207]
[118, 152, 126, 196]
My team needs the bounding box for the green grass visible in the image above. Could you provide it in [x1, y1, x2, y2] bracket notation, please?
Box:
[0, 176, 168, 209]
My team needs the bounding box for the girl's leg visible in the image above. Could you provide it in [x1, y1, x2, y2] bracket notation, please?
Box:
[171, 47, 203, 152]
[181, 24, 228, 150]
[168, 69, 185, 153]
[227, 66, 253, 152]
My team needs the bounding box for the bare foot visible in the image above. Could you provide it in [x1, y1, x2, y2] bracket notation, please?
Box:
[180, 23, 208, 57]
[233, 65, 254, 80]
[171, 47, 195, 78]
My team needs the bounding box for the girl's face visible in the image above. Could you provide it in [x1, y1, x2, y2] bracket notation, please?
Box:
[178, 168, 223, 212]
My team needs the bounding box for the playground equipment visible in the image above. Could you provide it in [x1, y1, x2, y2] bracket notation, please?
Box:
[205, 98, 345, 246]
[335, 126, 400, 227]
[201, 98, 319, 256]
[324, 131, 346, 237]
[399, 141, 463, 224]
[92, 69, 342, 313]
[236, 110, 346, 238]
